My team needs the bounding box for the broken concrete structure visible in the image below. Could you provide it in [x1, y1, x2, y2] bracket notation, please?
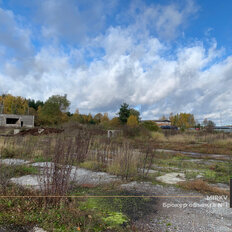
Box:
[0, 114, 34, 128]
[107, 130, 122, 138]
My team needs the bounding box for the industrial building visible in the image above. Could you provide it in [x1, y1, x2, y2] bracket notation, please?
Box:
[0, 114, 34, 128]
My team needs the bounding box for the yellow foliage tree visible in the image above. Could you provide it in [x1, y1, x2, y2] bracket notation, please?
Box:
[101, 113, 109, 122]
[0, 94, 29, 114]
[169, 113, 195, 129]
[127, 115, 138, 127]
[110, 117, 121, 127]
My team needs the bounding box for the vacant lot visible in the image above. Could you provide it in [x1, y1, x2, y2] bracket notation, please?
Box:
[0, 125, 231, 231]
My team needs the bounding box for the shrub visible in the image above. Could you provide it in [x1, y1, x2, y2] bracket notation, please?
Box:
[1, 147, 17, 158]
[123, 126, 140, 137]
[141, 121, 159, 132]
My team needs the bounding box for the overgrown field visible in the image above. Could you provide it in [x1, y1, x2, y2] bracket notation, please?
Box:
[0, 124, 231, 231]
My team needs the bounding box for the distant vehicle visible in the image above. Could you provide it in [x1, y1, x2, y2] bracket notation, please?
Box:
[160, 125, 178, 130]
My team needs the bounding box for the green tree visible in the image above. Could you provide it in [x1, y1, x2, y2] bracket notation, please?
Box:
[28, 99, 44, 111]
[46, 94, 70, 112]
[38, 102, 63, 125]
[37, 95, 70, 125]
[118, 103, 130, 124]
[129, 108, 140, 121]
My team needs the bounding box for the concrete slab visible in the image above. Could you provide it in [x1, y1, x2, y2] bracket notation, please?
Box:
[71, 167, 118, 185]
[156, 172, 186, 184]
[138, 168, 158, 174]
[31, 162, 54, 168]
[0, 158, 30, 165]
[10, 175, 46, 190]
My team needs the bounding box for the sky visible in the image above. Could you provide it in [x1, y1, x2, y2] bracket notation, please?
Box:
[0, 0, 232, 125]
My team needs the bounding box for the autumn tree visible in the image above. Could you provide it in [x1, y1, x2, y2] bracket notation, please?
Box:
[160, 115, 167, 120]
[93, 113, 103, 124]
[170, 113, 195, 129]
[101, 113, 109, 123]
[0, 94, 29, 114]
[127, 115, 139, 127]
[110, 117, 121, 127]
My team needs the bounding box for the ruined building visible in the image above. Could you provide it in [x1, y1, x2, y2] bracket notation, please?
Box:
[0, 114, 34, 128]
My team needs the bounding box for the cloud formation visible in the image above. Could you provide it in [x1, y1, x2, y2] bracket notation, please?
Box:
[0, 0, 232, 124]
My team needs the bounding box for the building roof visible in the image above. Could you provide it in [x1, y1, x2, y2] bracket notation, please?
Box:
[153, 119, 171, 122]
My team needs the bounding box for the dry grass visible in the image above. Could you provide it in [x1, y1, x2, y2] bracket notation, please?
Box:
[214, 137, 232, 146]
[107, 142, 140, 180]
[167, 134, 196, 144]
[179, 179, 229, 196]
[151, 132, 167, 142]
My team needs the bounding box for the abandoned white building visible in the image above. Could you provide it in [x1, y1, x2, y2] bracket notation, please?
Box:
[0, 114, 34, 128]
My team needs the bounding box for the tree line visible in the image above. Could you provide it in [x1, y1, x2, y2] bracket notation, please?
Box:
[0, 94, 215, 129]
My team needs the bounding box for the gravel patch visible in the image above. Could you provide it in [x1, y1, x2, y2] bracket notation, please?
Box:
[121, 181, 232, 232]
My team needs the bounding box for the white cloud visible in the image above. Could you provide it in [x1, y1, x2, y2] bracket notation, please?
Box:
[123, 0, 198, 40]
[0, 8, 32, 58]
[1, 1, 232, 124]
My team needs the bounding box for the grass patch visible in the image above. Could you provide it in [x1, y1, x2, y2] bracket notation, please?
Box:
[74, 186, 156, 221]
[0, 164, 38, 178]
[0, 185, 140, 232]
[79, 160, 106, 172]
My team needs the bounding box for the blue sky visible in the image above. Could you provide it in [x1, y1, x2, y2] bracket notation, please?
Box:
[0, 0, 232, 125]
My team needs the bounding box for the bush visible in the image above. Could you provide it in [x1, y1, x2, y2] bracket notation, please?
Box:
[1, 147, 17, 158]
[141, 121, 159, 132]
[123, 126, 140, 137]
